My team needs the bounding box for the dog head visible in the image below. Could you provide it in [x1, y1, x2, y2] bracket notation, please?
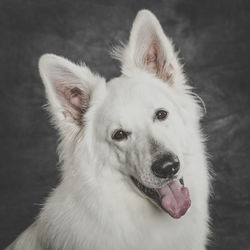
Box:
[39, 10, 202, 218]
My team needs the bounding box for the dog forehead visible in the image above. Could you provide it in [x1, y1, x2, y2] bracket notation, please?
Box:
[93, 74, 177, 128]
[94, 75, 175, 128]
[105, 75, 169, 104]
[93, 74, 179, 135]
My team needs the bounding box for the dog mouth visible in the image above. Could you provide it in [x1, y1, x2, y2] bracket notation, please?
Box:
[131, 176, 191, 219]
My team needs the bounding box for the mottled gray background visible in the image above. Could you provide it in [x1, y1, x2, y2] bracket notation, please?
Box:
[0, 0, 250, 249]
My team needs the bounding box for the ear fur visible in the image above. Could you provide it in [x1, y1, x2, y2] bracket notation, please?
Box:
[39, 54, 103, 131]
[116, 10, 185, 86]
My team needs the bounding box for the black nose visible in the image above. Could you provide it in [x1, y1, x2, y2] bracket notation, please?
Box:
[151, 154, 180, 179]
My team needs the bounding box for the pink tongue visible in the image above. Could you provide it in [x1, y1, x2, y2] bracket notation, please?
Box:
[158, 180, 191, 219]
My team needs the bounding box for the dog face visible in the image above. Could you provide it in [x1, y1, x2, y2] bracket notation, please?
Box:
[39, 10, 199, 218]
[95, 75, 185, 186]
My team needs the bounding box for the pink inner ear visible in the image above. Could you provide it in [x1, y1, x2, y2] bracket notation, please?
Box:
[144, 40, 174, 83]
[146, 43, 158, 72]
[56, 84, 88, 125]
[70, 87, 83, 108]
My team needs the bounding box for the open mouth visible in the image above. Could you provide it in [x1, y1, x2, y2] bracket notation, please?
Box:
[131, 176, 191, 219]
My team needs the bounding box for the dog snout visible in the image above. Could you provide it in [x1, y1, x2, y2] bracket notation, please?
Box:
[151, 153, 180, 179]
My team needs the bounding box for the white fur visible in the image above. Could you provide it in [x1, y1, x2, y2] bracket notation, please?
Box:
[7, 10, 210, 250]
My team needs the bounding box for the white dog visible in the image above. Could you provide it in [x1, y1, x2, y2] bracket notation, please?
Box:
[6, 10, 210, 250]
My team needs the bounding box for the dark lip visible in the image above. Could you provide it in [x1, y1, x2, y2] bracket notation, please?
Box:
[130, 176, 184, 212]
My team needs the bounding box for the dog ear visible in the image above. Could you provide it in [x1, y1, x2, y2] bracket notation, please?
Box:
[120, 10, 184, 86]
[39, 54, 103, 130]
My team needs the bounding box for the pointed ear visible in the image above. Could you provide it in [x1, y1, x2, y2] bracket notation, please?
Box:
[39, 54, 103, 131]
[121, 10, 184, 85]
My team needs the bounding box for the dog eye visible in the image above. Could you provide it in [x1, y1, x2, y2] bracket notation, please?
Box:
[154, 109, 168, 121]
[112, 129, 129, 141]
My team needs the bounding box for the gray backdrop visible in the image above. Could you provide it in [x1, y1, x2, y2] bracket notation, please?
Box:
[0, 0, 250, 249]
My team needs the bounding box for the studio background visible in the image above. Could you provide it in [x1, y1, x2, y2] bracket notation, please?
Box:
[0, 0, 249, 249]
